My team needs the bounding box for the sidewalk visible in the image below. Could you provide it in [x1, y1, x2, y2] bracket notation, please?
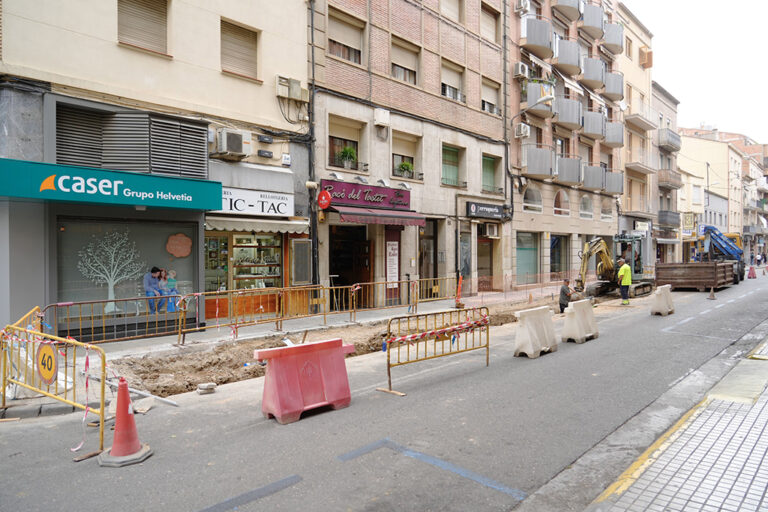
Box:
[585, 339, 768, 512]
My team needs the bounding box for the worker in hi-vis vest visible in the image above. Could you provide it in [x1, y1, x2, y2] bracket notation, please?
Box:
[617, 258, 632, 305]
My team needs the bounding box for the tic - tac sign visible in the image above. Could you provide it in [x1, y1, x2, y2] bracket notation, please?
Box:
[36, 343, 58, 386]
[213, 187, 295, 217]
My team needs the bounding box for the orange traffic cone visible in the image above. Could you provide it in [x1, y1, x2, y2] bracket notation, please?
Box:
[707, 286, 716, 300]
[98, 377, 153, 467]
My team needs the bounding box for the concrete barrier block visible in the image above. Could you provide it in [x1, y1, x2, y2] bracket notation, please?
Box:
[650, 284, 675, 316]
[514, 306, 558, 358]
[562, 299, 599, 343]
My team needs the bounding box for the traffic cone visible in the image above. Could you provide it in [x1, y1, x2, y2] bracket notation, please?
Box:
[98, 377, 153, 467]
[707, 286, 716, 300]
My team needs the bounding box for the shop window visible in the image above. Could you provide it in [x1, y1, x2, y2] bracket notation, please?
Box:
[480, 4, 499, 43]
[328, 12, 363, 64]
[328, 115, 364, 170]
[580, 195, 594, 219]
[482, 155, 498, 193]
[481, 80, 501, 116]
[523, 186, 542, 213]
[118, 0, 168, 54]
[205, 235, 229, 292]
[232, 233, 283, 289]
[554, 190, 570, 216]
[221, 20, 259, 80]
[391, 39, 419, 85]
[441, 62, 465, 102]
[441, 145, 463, 187]
[601, 198, 613, 221]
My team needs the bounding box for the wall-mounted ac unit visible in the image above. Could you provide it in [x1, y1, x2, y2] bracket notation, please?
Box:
[276, 75, 309, 102]
[515, 0, 531, 14]
[483, 223, 500, 238]
[213, 128, 251, 159]
[374, 108, 390, 127]
[513, 62, 529, 79]
[514, 123, 531, 139]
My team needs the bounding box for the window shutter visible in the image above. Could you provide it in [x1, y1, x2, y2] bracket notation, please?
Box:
[291, 239, 312, 286]
[441, 65, 461, 89]
[55, 105, 106, 168]
[179, 122, 208, 178]
[118, 0, 167, 54]
[150, 117, 181, 176]
[221, 21, 258, 78]
[441, 0, 460, 21]
[393, 136, 416, 157]
[391, 43, 418, 71]
[480, 6, 497, 41]
[328, 16, 362, 50]
[481, 82, 499, 105]
[103, 112, 151, 172]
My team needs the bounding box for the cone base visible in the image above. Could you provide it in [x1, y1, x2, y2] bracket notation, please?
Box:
[98, 443, 153, 467]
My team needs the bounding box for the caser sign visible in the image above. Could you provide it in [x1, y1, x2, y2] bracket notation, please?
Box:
[40, 174, 193, 202]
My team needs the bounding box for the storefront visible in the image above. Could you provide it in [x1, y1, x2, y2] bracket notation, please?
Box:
[466, 201, 503, 291]
[0, 158, 222, 325]
[516, 232, 539, 285]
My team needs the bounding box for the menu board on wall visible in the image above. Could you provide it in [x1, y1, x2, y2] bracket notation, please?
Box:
[386, 241, 399, 288]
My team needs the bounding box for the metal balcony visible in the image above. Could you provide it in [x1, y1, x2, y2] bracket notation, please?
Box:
[552, 36, 582, 76]
[604, 121, 624, 148]
[658, 210, 681, 228]
[521, 81, 555, 118]
[657, 128, 681, 152]
[520, 14, 553, 60]
[625, 147, 656, 174]
[604, 170, 624, 195]
[553, 97, 583, 131]
[579, 57, 605, 90]
[625, 99, 658, 131]
[582, 165, 605, 191]
[602, 22, 623, 54]
[551, 0, 581, 21]
[521, 144, 555, 179]
[603, 71, 624, 101]
[658, 168, 683, 189]
[582, 109, 606, 140]
[578, 1, 604, 40]
[554, 155, 582, 186]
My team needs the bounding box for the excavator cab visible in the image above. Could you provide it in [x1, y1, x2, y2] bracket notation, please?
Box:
[614, 235, 645, 282]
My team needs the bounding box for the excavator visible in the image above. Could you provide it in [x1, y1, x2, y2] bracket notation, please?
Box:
[574, 235, 654, 297]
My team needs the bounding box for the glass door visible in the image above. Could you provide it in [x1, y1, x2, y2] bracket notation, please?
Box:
[204, 234, 229, 292]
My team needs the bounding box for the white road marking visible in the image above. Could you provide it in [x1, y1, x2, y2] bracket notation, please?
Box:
[678, 317, 694, 325]
[739, 294, 747, 299]
[728, 299, 736, 303]
[699, 309, 712, 315]
[715, 304, 725, 309]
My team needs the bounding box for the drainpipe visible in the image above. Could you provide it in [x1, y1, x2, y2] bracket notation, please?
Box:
[308, 0, 319, 286]
[502, 0, 512, 218]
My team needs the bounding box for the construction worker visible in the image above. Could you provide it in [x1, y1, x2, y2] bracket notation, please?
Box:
[617, 258, 631, 305]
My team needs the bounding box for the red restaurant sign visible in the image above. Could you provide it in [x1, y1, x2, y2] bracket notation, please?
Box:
[317, 189, 331, 210]
[319, 179, 410, 211]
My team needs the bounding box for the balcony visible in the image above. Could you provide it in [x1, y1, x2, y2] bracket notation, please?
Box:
[482, 184, 504, 194]
[582, 165, 605, 192]
[604, 120, 624, 148]
[603, 71, 624, 101]
[551, 0, 581, 21]
[552, 36, 582, 76]
[658, 168, 683, 189]
[625, 99, 658, 132]
[657, 128, 681, 152]
[554, 154, 582, 186]
[742, 166, 756, 181]
[521, 143, 554, 179]
[329, 154, 368, 171]
[625, 146, 656, 175]
[393, 166, 423, 181]
[553, 97, 583, 131]
[582, 108, 606, 140]
[521, 80, 555, 118]
[579, 57, 605, 90]
[520, 14, 553, 60]
[578, 1, 605, 40]
[602, 22, 623, 54]
[658, 210, 681, 228]
[604, 170, 624, 195]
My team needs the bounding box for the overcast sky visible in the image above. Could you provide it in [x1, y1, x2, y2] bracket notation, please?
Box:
[621, 0, 768, 143]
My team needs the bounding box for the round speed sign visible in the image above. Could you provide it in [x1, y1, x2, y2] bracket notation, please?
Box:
[36, 343, 58, 386]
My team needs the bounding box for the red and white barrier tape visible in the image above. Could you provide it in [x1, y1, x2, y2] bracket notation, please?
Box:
[385, 315, 489, 346]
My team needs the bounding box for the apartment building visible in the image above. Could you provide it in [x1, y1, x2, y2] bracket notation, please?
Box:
[0, 0, 310, 325]
[651, 81, 681, 262]
[309, 0, 508, 295]
[614, 1, 655, 277]
[508, 0, 624, 284]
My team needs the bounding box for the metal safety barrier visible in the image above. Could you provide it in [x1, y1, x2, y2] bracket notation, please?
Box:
[378, 307, 490, 396]
[2, 316, 106, 451]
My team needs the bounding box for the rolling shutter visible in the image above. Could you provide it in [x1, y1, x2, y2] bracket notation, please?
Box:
[441, 0, 460, 21]
[221, 21, 258, 78]
[103, 112, 151, 172]
[482, 82, 499, 105]
[55, 105, 106, 168]
[391, 43, 417, 71]
[179, 121, 208, 178]
[118, 0, 167, 54]
[328, 16, 361, 50]
[441, 65, 461, 88]
[480, 6, 497, 41]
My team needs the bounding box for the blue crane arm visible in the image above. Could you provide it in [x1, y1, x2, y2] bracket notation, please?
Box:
[702, 225, 743, 259]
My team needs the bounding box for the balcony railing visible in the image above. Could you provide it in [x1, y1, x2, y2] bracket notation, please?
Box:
[482, 184, 504, 194]
[551, 0, 581, 21]
[553, 96, 583, 131]
[658, 168, 682, 189]
[578, 0, 605, 40]
[658, 210, 681, 228]
[521, 143, 554, 179]
[625, 99, 658, 131]
[441, 83, 466, 103]
[552, 36, 582, 76]
[329, 154, 367, 171]
[602, 22, 623, 54]
[392, 167, 423, 180]
[582, 165, 606, 192]
[441, 176, 467, 188]
[603, 71, 624, 101]
[554, 154, 582, 186]
[657, 128, 681, 152]
[582, 108, 606, 140]
[625, 146, 656, 174]
[604, 120, 624, 148]
[520, 14, 553, 59]
[481, 100, 502, 116]
[579, 57, 606, 90]
[604, 169, 624, 195]
[522, 80, 556, 118]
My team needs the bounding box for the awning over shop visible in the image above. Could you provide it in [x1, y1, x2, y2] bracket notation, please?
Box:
[205, 216, 309, 233]
[656, 239, 681, 245]
[331, 205, 426, 227]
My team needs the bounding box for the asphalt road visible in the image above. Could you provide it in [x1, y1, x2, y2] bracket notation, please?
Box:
[3, 277, 768, 512]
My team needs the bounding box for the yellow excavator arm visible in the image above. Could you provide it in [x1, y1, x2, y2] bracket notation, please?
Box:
[574, 238, 616, 292]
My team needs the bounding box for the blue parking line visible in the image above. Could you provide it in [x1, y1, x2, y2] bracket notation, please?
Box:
[198, 475, 302, 512]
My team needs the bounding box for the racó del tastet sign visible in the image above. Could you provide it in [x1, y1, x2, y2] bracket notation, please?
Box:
[213, 187, 295, 217]
[320, 179, 410, 210]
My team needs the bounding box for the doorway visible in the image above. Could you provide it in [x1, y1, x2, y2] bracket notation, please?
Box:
[477, 238, 493, 291]
[516, 232, 539, 284]
[419, 219, 438, 298]
[329, 226, 371, 309]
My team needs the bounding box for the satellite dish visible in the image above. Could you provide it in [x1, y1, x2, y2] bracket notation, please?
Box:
[618, 100, 628, 112]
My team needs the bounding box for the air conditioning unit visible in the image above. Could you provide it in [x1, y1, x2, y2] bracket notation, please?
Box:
[515, 0, 531, 14]
[214, 129, 251, 159]
[277, 75, 310, 103]
[374, 108, 390, 127]
[513, 62, 529, 79]
[514, 123, 531, 139]
[275, 76, 291, 99]
[483, 223, 500, 238]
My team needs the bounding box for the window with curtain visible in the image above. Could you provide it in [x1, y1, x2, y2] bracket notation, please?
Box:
[328, 14, 363, 64]
[580, 195, 594, 219]
[482, 156, 497, 192]
[554, 190, 570, 216]
[442, 145, 460, 186]
[523, 187, 542, 213]
[391, 41, 418, 85]
[118, 0, 168, 54]
[221, 20, 259, 79]
[441, 64, 464, 102]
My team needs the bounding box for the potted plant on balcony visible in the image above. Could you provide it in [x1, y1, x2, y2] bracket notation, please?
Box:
[340, 146, 357, 169]
[397, 161, 414, 179]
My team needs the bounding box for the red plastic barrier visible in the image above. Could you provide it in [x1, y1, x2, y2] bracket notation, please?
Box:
[748, 266, 757, 279]
[254, 338, 356, 424]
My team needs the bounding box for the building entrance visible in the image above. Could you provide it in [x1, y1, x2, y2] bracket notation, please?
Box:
[329, 225, 371, 292]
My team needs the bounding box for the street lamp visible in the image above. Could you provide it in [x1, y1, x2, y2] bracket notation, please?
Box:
[510, 94, 555, 125]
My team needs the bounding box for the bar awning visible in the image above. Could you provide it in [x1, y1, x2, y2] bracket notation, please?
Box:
[205, 216, 309, 233]
[331, 205, 426, 226]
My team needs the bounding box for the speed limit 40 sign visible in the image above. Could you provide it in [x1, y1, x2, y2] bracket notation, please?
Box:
[36, 344, 58, 386]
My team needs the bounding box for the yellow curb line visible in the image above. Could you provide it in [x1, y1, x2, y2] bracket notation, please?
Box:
[592, 397, 710, 504]
[746, 341, 768, 360]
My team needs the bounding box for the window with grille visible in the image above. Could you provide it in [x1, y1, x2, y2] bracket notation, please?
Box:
[118, 0, 168, 54]
[442, 145, 460, 186]
[328, 14, 363, 64]
[481, 81, 500, 115]
[441, 64, 464, 102]
[221, 20, 258, 79]
[329, 136, 359, 169]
